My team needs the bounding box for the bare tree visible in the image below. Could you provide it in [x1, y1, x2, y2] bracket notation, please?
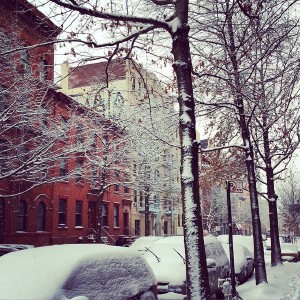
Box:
[0, 30, 85, 196]
[29, 0, 210, 297]
[278, 168, 300, 237]
[191, 0, 300, 276]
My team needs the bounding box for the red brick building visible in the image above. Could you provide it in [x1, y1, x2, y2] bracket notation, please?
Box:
[0, 0, 132, 247]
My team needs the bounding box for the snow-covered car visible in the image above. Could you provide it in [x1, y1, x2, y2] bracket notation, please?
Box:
[218, 235, 255, 256]
[222, 243, 254, 284]
[130, 236, 164, 254]
[143, 236, 229, 298]
[0, 244, 157, 300]
[0, 245, 19, 257]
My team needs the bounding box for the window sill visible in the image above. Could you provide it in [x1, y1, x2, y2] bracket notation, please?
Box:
[114, 226, 120, 229]
[75, 226, 84, 229]
[58, 225, 68, 229]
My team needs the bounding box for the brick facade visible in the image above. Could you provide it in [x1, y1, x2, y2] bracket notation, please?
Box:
[0, 0, 131, 247]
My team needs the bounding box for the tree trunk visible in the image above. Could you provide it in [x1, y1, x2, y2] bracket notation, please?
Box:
[245, 145, 268, 284]
[171, 1, 209, 299]
[266, 165, 282, 266]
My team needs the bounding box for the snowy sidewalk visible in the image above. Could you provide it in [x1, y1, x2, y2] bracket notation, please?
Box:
[158, 261, 300, 300]
[238, 260, 300, 300]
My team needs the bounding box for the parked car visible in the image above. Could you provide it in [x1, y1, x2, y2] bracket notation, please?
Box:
[0, 245, 19, 257]
[130, 236, 164, 253]
[0, 244, 157, 300]
[217, 235, 255, 256]
[222, 243, 254, 284]
[0, 244, 34, 257]
[143, 236, 230, 298]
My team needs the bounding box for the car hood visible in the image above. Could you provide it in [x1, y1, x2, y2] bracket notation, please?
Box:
[149, 261, 186, 285]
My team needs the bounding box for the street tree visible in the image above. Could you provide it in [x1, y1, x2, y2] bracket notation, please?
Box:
[30, 0, 210, 297]
[192, 0, 300, 274]
[278, 168, 300, 237]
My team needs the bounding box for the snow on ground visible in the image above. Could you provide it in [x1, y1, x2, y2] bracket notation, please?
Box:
[238, 251, 300, 300]
[157, 250, 300, 300]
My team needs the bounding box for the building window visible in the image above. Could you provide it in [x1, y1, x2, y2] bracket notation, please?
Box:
[39, 58, 48, 81]
[178, 214, 181, 227]
[131, 76, 136, 91]
[75, 201, 82, 227]
[20, 49, 30, 73]
[76, 124, 84, 145]
[113, 205, 119, 227]
[133, 162, 137, 176]
[37, 202, 46, 231]
[58, 199, 67, 226]
[0, 85, 8, 113]
[61, 116, 68, 141]
[17, 200, 27, 231]
[60, 156, 68, 176]
[164, 221, 168, 235]
[102, 204, 108, 227]
[133, 190, 137, 203]
[139, 191, 143, 208]
[134, 220, 140, 235]
[114, 172, 119, 192]
[40, 106, 48, 127]
[124, 184, 129, 194]
[75, 158, 84, 183]
[0, 140, 8, 174]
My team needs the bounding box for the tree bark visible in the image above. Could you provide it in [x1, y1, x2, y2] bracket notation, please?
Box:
[171, 1, 209, 299]
[265, 163, 282, 266]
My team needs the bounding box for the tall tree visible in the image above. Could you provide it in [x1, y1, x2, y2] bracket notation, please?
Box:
[278, 168, 300, 237]
[32, 0, 210, 297]
[191, 0, 270, 284]
[192, 0, 300, 273]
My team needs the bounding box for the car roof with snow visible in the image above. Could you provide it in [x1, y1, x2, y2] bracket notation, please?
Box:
[0, 244, 156, 300]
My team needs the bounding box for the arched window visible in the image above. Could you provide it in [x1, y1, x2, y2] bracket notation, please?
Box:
[17, 201, 27, 231]
[37, 202, 46, 231]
